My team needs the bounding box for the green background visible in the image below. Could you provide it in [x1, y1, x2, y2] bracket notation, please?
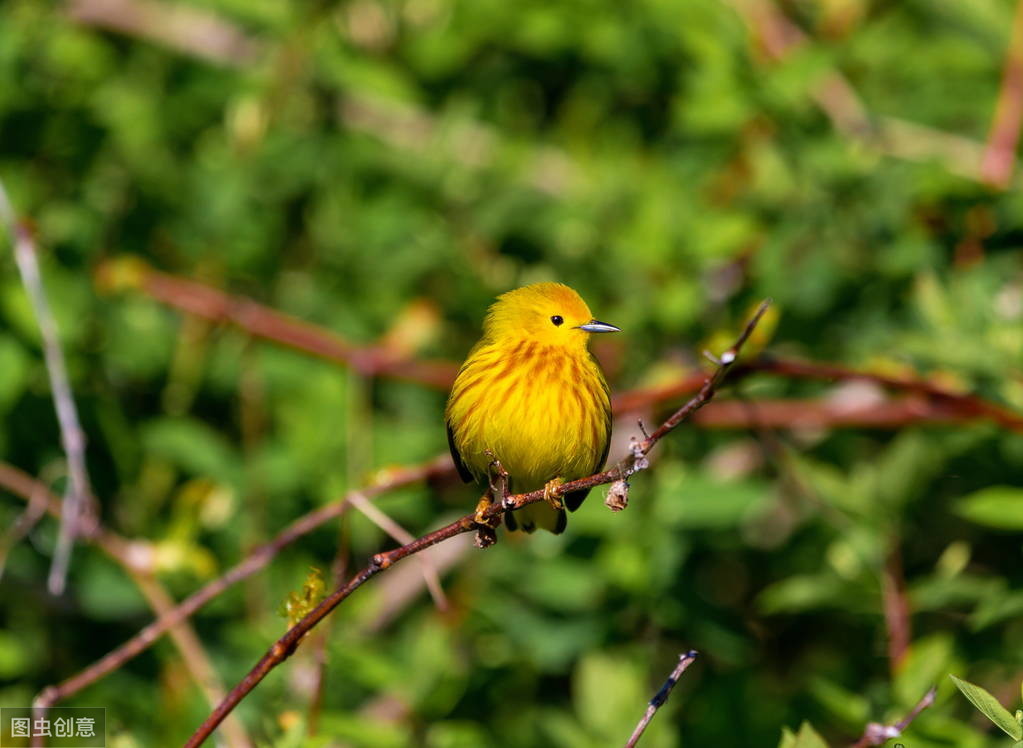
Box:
[1, 0, 1023, 745]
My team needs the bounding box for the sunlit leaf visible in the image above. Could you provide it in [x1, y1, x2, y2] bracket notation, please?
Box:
[949, 674, 1023, 740]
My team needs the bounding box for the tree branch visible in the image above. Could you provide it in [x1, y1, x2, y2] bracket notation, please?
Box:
[625, 650, 698, 748]
[737, 357, 1023, 434]
[182, 301, 771, 747]
[101, 259, 1023, 434]
[96, 257, 459, 389]
[693, 395, 1017, 431]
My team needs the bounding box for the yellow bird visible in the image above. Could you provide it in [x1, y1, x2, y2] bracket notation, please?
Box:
[445, 283, 619, 533]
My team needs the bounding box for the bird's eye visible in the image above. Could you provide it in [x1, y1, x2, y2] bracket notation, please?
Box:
[551, 315, 564, 326]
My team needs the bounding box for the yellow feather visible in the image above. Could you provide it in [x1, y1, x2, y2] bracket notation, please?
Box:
[445, 283, 615, 534]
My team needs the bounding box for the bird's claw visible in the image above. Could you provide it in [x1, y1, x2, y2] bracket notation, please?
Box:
[474, 495, 500, 529]
[474, 495, 491, 525]
[543, 478, 564, 510]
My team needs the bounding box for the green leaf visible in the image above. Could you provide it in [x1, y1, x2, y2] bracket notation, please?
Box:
[777, 722, 828, 748]
[949, 674, 1023, 740]
[956, 486, 1023, 530]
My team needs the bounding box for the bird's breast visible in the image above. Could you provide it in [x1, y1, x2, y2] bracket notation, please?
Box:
[447, 342, 610, 491]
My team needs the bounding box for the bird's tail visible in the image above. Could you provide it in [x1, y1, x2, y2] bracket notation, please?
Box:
[506, 502, 567, 534]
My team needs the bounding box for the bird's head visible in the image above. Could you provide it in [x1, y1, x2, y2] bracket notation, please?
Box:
[484, 282, 620, 348]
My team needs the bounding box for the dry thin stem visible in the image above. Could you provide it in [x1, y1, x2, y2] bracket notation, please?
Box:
[0, 180, 96, 595]
[981, 0, 1023, 188]
[850, 687, 937, 748]
[182, 301, 771, 747]
[346, 490, 448, 611]
[624, 650, 699, 748]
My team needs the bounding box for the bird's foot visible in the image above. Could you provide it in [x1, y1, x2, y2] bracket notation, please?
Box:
[474, 494, 500, 528]
[543, 477, 564, 510]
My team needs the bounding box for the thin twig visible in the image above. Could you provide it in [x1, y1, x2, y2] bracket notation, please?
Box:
[346, 491, 448, 611]
[30, 456, 450, 709]
[0, 180, 96, 595]
[624, 650, 699, 748]
[850, 687, 937, 748]
[981, 0, 1023, 188]
[182, 301, 771, 747]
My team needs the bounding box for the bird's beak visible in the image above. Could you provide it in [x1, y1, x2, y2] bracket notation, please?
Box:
[575, 319, 621, 333]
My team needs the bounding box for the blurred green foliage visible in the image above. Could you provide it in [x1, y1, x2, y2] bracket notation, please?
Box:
[1, 0, 1023, 745]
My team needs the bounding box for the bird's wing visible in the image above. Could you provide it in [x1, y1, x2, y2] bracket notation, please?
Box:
[446, 421, 475, 484]
[565, 367, 613, 513]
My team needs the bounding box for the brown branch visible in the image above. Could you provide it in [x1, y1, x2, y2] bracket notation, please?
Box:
[103, 260, 1023, 433]
[182, 301, 771, 747]
[30, 456, 451, 709]
[96, 258, 459, 389]
[850, 687, 937, 748]
[624, 650, 698, 748]
[692, 395, 1008, 430]
[981, 0, 1023, 188]
[737, 357, 1023, 433]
